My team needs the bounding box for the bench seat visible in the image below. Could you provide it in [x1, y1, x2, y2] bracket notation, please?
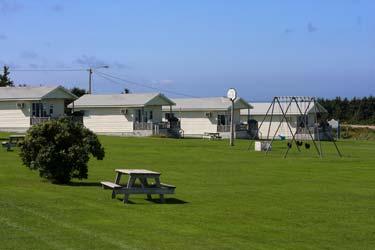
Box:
[160, 183, 176, 189]
[101, 181, 122, 189]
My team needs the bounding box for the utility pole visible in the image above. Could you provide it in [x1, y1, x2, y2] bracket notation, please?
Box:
[87, 66, 109, 94]
[88, 68, 93, 94]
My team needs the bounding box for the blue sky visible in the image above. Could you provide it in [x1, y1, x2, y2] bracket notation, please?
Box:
[0, 0, 374, 101]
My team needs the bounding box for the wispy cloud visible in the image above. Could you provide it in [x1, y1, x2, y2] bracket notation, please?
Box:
[50, 3, 64, 12]
[283, 28, 294, 35]
[74, 55, 128, 69]
[0, 0, 23, 14]
[307, 22, 318, 33]
[159, 79, 174, 85]
[20, 50, 38, 59]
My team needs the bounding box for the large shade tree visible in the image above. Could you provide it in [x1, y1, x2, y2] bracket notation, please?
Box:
[20, 118, 105, 184]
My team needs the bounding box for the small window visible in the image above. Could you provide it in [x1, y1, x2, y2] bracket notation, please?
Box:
[32, 103, 36, 116]
[49, 105, 54, 115]
[149, 111, 153, 120]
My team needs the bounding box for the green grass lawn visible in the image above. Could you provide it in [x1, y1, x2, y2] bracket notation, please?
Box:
[1, 134, 375, 250]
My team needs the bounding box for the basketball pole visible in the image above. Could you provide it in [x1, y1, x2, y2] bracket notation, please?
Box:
[230, 99, 234, 146]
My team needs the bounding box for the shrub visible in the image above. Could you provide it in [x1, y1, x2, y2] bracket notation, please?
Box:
[20, 118, 105, 184]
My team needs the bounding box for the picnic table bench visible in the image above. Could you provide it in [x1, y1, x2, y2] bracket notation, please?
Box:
[101, 169, 176, 204]
[202, 132, 222, 140]
[1, 135, 25, 151]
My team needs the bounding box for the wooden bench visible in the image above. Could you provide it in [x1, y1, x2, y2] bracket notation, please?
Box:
[101, 181, 122, 189]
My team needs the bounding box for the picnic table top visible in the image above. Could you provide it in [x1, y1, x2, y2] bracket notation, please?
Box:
[115, 169, 160, 175]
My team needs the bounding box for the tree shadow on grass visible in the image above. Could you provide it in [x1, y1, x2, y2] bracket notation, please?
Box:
[117, 197, 188, 205]
[148, 198, 188, 204]
[66, 181, 102, 187]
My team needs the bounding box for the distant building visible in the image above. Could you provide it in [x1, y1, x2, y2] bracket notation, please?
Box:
[0, 86, 77, 132]
[162, 97, 252, 138]
[69, 93, 176, 136]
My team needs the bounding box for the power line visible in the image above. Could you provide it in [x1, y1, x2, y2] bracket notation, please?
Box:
[95, 71, 197, 98]
[10, 69, 86, 72]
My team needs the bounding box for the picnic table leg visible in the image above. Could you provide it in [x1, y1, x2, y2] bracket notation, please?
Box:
[154, 177, 165, 203]
[112, 173, 122, 199]
[124, 176, 136, 204]
[139, 177, 152, 200]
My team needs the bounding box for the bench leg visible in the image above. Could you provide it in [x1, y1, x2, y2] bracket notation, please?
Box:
[154, 177, 165, 203]
[124, 176, 136, 204]
[111, 173, 122, 199]
[139, 177, 152, 200]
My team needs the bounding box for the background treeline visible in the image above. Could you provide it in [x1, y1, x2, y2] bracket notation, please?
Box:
[318, 96, 375, 125]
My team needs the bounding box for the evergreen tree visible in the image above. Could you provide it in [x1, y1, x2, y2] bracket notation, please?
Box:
[0, 66, 14, 87]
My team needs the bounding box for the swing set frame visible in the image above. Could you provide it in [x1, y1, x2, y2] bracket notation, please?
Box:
[249, 96, 342, 158]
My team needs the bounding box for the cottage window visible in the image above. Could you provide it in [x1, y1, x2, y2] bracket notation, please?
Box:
[32, 103, 47, 117]
[217, 114, 229, 125]
[49, 105, 54, 115]
[149, 111, 153, 120]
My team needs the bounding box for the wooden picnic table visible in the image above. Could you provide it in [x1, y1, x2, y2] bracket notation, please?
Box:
[2, 134, 25, 151]
[101, 169, 176, 204]
[202, 132, 222, 140]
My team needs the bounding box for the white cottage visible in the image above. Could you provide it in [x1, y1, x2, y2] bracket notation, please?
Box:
[0, 86, 77, 132]
[162, 97, 252, 138]
[240, 102, 327, 139]
[69, 93, 176, 136]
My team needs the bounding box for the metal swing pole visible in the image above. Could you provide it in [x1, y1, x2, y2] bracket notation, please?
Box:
[312, 98, 323, 157]
[293, 97, 321, 158]
[284, 97, 312, 158]
[266, 97, 295, 155]
[275, 97, 302, 153]
[314, 98, 342, 158]
[266, 98, 276, 140]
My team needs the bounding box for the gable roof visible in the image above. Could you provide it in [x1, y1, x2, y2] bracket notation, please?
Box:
[0, 86, 77, 101]
[240, 102, 327, 116]
[162, 97, 252, 111]
[69, 93, 175, 108]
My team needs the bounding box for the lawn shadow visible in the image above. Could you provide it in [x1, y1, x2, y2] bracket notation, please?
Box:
[116, 197, 188, 205]
[147, 197, 188, 204]
[66, 181, 102, 187]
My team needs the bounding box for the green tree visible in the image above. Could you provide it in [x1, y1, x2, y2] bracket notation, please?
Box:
[20, 118, 105, 184]
[0, 66, 14, 87]
[70, 87, 87, 97]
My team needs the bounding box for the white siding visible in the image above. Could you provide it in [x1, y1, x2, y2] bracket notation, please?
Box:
[163, 109, 242, 136]
[241, 113, 317, 139]
[0, 101, 31, 130]
[178, 111, 218, 136]
[82, 107, 134, 133]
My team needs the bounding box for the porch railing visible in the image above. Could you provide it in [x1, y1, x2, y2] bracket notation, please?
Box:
[30, 116, 83, 126]
[158, 121, 181, 129]
[134, 122, 181, 130]
[133, 122, 154, 130]
[217, 124, 249, 132]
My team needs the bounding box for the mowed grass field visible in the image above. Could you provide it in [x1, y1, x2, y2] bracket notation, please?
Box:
[1, 133, 375, 250]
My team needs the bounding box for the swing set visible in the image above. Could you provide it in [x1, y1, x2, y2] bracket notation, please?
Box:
[249, 96, 342, 158]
